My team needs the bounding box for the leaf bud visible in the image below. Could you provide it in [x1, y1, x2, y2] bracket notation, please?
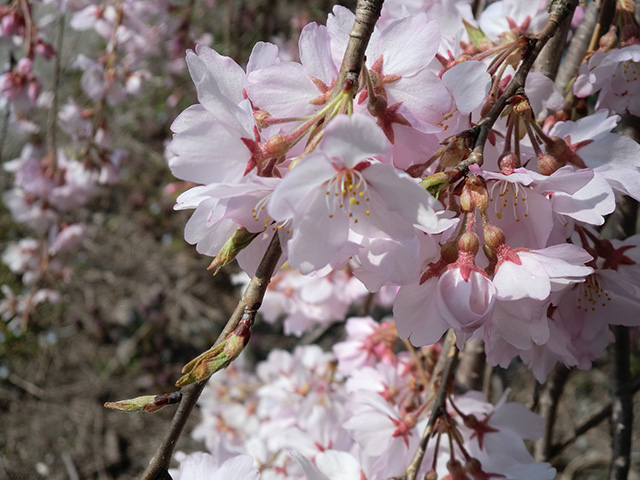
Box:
[208, 227, 260, 275]
[104, 391, 181, 413]
[440, 132, 473, 167]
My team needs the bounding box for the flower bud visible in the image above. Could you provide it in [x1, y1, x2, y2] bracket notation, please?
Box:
[460, 176, 488, 212]
[498, 151, 520, 174]
[265, 134, 290, 158]
[483, 224, 506, 251]
[599, 25, 618, 51]
[367, 93, 388, 118]
[511, 93, 533, 122]
[537, 153, 561, 175]
[447, 459, 471, 480]
[458, 232, 480, 256]
[253, 109, 272, 129]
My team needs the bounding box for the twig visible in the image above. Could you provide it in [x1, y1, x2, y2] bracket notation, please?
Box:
[587, 0, 616, 53]
[141, 233, 282, 480]
[550, 377, 640, 458]
[61, 452, 80, 480]
[466, 0, 580, 167]
[534, 364, 570, 461]
[402, 339, 430, 391]
[554, 0, 599, 93]
[331, 0, 385, 97]
[7, 373, 45, 399]
[534, 5, 573, 81]
[47, 13, 65, 156]
[404, 330, 458, 480]
[610, 326, 632, 480]
[472, 0, 487, 19]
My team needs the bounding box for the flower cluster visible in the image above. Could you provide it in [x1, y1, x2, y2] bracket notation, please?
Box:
[162, 0, 640, 474]
[170, 323, 555, 480]
[169, 0, 640, 385]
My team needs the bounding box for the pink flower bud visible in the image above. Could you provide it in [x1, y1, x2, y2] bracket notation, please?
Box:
[497, 151, 520, 174]
[36, 40, 56, 60]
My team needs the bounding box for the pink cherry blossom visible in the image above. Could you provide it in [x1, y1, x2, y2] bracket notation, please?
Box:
[268, 114, 444, 273]
[574, 45, 640, 116]
[169, 452, 260, 480]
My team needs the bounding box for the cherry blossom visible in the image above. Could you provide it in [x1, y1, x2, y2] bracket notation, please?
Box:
[574, 45, 640, 116]
[269, 114, 445, 273]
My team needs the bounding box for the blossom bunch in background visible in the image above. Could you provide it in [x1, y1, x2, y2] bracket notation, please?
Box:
[0, 0, 208, 335]
[171, 325, 555, 480]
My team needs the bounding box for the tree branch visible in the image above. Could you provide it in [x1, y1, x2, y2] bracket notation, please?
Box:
[610, 326, 632, 480]
[550, 377, 640, 458]
[404, 330, 459, 480]
[534, 364, 571, 461]
[141, 233, 282, 480]
[534, 4, 573, 81]
[554, 0, 598, 94]
[465, 0, 580, 167]
[331, 0, 385, 96]
[47, 13, 65, 156]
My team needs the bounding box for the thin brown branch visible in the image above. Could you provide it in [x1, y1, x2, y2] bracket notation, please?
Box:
[472, 0, 487, 19]
[141, 233, 282, 480]
[610, 326, 632, 480]
[404, 330, 459, 480]
[555, 0, 599, 93]
[331, 0, 385, 97]
[550, 377, 640, 458]
[534, 364, 571, 461]
[47, 13, 65, 156]
[588, 0, 617, 53]
[465, 0, 580, 167]
[534, 6, 573, 81]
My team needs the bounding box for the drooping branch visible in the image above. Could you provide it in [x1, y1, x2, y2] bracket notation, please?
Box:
[550, 377, 640, 458]
[610, 326, 632, 480]
[141, 233, 282, 480]
[534, 364, 571, 461]
[47, 13, 65, 157]
[404, 330, 459, 480]
[142, 2, 387, 476]
[463, 0, 580, 168]
[554, 0, 598, 93]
